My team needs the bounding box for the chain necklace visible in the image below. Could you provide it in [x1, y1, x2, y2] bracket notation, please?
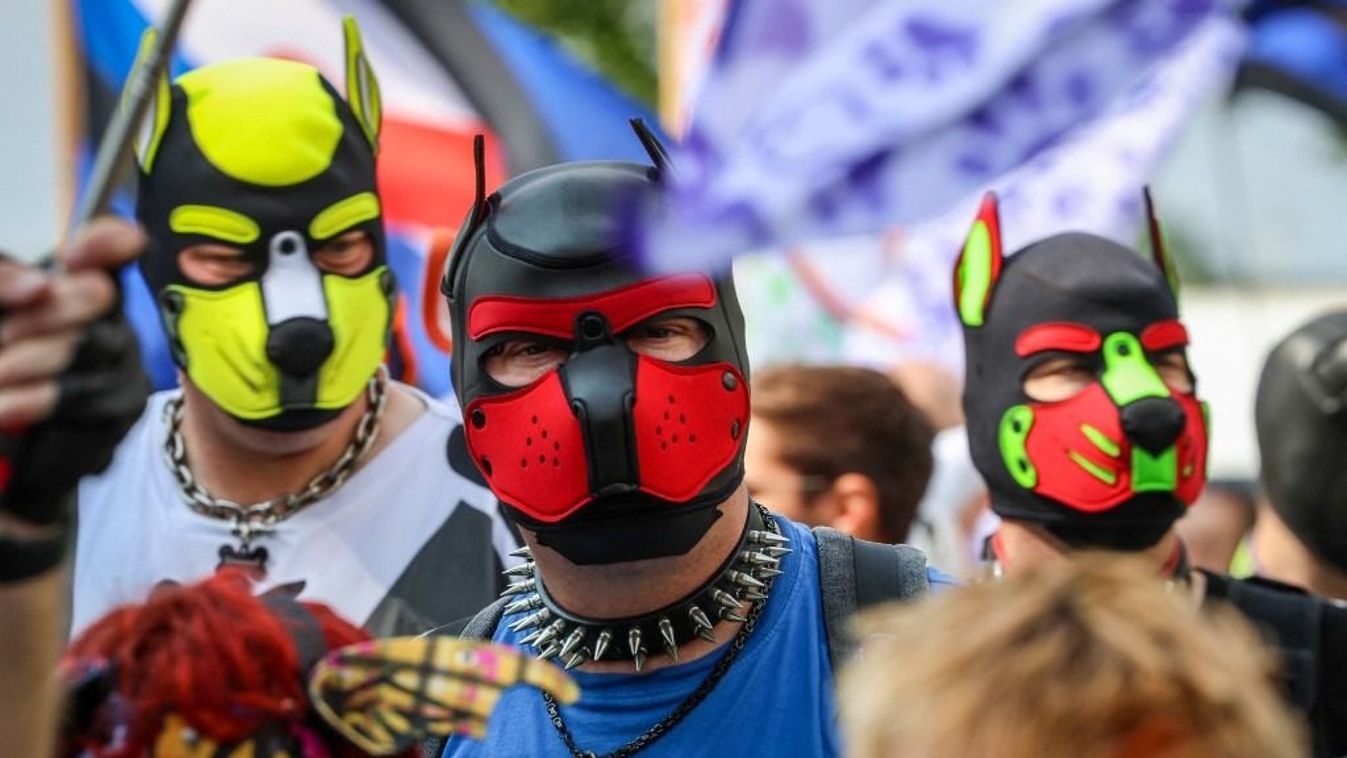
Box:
[541, 504, 783, 758]
[163, 367, 389, 573]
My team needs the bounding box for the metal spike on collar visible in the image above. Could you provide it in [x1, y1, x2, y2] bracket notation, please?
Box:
[719, 608, 748, 623]
[755, 567, 784, 579]
[533, 619, 566, 649]
[593, 628, 613, 661]
[502, 562, 534, 578]
[761, 545, 792, 558]
[727, 570, 766, 590]
[628, 627, 647, 672]
[711, 588, 741, 611]
[658, 617, 679, 661]
[503, 594, 543, 616]
[739, 589, 767, 602]
[738, 550, 778, 567]
[507, 607, 550, 633]
[503, 578, 537, 596]
[563, 651, 588, 671]
[559, 627, 587, 660]
[537, 641, 561, 661]
[518, 629, 543, 646]
[688, 605, 716, 643]
[747, 529, 789, 546]
[509, 545, 533, 558]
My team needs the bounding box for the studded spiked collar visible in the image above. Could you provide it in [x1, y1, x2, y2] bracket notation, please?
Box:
[499, 503, 789, 671]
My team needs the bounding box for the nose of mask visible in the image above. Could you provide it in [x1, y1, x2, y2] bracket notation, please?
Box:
[1120, 396, 1186, 454]
[266, 317, 335, 377]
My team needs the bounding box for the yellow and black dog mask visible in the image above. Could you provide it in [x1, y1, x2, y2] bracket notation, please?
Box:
[131, 19, 394, 430]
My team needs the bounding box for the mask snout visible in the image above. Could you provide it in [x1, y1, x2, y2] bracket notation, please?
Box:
[1120, 396, 1185, 454]
[266, 317, 334, 377]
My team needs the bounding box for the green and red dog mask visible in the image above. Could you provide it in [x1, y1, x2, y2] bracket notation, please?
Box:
[955, 192, 1208, 550]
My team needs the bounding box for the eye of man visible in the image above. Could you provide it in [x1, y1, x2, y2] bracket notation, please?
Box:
[1151, 350, 1193, 394]
[1022, 356, 1096, 403]
[313, 230, 374, 275]
[481, 317, 712, 388]
[178, 244, 257, 286]
[483, 340, 569, 388]
[624, 316, 710, 362]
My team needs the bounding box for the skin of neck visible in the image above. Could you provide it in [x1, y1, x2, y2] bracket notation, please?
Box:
[994, 519, 1206, 602]
[523, 485, 752, 672]
[1253, 501, 1347, 601]
[995, 519, 1183, 575]
[177, 373, 423, 504]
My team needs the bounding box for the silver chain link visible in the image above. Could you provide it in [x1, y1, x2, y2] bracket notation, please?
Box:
[162, 366, 389, 546]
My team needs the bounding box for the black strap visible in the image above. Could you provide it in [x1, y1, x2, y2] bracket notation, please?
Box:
[813, 526, 930, 668]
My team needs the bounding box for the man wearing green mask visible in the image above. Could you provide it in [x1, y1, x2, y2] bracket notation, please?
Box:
[72, 19, 517, 636]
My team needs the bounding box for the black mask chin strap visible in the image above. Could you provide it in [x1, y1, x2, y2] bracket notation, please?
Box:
[517, 490, 730, 565]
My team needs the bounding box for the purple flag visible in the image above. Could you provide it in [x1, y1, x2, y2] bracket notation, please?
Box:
[639, 0, 1242, 273]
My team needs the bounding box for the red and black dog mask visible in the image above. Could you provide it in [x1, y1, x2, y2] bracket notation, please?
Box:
[443, 136, 750, 565]
[956, 192, 1208, 550]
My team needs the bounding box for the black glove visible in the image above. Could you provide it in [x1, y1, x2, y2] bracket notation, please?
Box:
[1, 307, 149, 526]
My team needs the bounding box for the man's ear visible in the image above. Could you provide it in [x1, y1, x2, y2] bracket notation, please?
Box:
[829, 473, 886, 543]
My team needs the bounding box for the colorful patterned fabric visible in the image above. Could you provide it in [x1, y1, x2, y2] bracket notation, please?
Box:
[310, 635, 578, 754]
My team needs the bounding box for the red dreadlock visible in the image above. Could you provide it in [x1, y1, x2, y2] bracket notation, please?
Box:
[64, 569, 406, 758]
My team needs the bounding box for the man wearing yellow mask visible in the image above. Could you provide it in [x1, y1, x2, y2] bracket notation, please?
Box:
[72, 19, 518, 636]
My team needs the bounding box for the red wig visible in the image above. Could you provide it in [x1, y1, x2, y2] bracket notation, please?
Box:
[64, 570, 404, 758]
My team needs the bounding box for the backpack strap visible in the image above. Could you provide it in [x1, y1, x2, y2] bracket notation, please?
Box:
[417, 597, 509, 758]
[813, 526, 930, 668]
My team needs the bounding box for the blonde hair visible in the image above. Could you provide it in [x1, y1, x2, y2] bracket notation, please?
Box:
[838, 556, 1306, 758]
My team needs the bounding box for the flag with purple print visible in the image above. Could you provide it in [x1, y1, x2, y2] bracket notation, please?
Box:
[640, 0, 1242, 273]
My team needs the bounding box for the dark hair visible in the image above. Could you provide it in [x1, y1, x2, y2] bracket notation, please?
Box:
[752, 365, 935, 542]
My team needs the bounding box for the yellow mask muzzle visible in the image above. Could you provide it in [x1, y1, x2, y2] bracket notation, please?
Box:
[165, 265, 392, 421]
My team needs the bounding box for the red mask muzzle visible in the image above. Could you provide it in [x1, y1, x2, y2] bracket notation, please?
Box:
[465, 357, 748, 522]
[1002, 382, 1208, 513]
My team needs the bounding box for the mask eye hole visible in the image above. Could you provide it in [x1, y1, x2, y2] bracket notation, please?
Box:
[1023, 355, 1097, 403]
[623, 316, 710, 363]
[313, 230, 374, 275]
[178, 244, 257, 286]
[1150, 349, 1193, 394]
[483, 338, 568, 388]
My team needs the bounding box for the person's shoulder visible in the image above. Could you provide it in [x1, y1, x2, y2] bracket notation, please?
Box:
[395, 381, 465, 426]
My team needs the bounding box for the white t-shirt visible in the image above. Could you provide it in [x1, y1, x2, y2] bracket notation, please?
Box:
[73, 384, 519, 637]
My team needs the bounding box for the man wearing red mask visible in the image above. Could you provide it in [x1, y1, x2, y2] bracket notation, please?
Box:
[430, 129, 953, 758]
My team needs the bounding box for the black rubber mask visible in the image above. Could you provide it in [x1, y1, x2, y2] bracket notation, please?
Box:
[444, 130, 751, 565]
[1256, 310, 1347, 574]
[956, 193, 1209, 551]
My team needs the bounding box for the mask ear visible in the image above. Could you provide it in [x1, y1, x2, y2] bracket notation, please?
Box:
[629, 117, 672, 181]
[343, 15, 382, 151]
[129, 28, 172, 174]
[441, 134, 487, 305]
[953, 192, 1005, 328]
[1143, 187, 1181, 300]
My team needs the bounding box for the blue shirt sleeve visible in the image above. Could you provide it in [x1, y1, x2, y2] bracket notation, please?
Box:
[925, 565, 962, 593]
